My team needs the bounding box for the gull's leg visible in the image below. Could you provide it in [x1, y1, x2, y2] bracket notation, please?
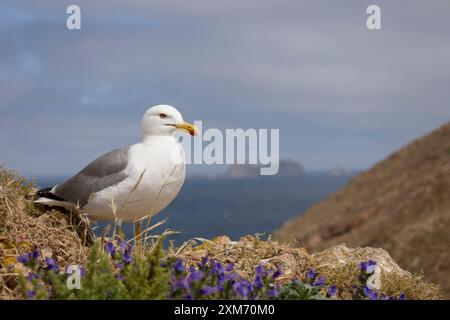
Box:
[134, 221, 142, 250]
[117, 218, 125, 240]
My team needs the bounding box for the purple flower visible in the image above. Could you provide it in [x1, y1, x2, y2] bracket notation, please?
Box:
[189, 265, 196, 273]
[27, 272, 39, 282]
[217, 272, 226, 285]
[105, 241, 115, 255]
[272, 269, 282, 279]
[116, 273, 125, 281]
[120, 239, 128, 252]
[208, 258, 217, 268]
[370, 291, 379, 300]
[228, 272, 238, 281]
[314, 276, 325, 286]
[239, 286, 249, 299]
[365, 260, 378, 274]
[234, 280, 250, 299]
[173, 259, 185, 273]
[211, 262, 224, 275]
[170, 275, 178, 290]
[200, 256, 208, 267]
[328, 285, 338, 296]
[267, 285, 279, 298]
[189, 270, 204, 282]
[27, 290, 36, 299]
[178, 277, 190, 290]
[368, 260, 377, 267]
[122, 250, 133, 263]
[255, 265, 264, 276]
[116, 262, 125, 270]
[359, 261, 368, 272]
[306, 269, 316, 279]
[253, 275, 264, 289]
[17, 253, 30, 264]
[45, 257, 60, 273]
[363, 286, 379, 300]
[399, 292, 407, 300]
[226, 263, 234, 272]
[31, 249, 40, 261]
[200, 286, 218, 296]
[184, 294, 194, 300]
[216, 279, 225, 291]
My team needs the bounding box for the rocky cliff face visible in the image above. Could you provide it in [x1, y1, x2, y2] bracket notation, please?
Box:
[274, 122, 450, 297]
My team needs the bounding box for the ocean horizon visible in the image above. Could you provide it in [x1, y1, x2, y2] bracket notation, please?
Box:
[33, 173, 350, 246]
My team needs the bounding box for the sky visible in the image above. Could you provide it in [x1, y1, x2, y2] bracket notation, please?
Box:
[1, 0, 449, 177]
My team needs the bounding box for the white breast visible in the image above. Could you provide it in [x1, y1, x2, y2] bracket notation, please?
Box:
[85, 136, 186, 222]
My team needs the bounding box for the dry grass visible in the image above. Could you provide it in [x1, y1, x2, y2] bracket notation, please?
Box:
[175, 235, 313, 283]
[0, 167, 89, 299]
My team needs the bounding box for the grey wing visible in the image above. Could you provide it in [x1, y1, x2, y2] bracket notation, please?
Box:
[53, 148, 129, 207]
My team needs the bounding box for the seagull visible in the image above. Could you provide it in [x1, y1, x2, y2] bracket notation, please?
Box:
[34, 105, 198, 238]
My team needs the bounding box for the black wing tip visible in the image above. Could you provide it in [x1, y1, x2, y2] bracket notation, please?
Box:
[36, 187, 67, 202]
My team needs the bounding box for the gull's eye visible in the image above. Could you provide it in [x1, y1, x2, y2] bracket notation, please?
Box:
[159, 113, 167, 119]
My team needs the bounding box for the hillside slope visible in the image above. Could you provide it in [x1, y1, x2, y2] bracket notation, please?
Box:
[274, 122, 450, 297]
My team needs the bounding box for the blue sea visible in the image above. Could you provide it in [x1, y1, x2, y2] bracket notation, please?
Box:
[34, 173, 350, 246]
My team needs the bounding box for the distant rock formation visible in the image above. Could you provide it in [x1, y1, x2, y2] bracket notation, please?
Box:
[225, 160, 304, 178]
[274, 122, 450, 298]
[328, 166, 351, 177]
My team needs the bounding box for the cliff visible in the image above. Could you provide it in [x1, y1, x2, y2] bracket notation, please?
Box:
[274, 122, 450, 297]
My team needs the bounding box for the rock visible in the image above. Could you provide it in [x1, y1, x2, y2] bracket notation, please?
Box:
[210, 235, 233, 246]
[37, 213, 51, 225]
[36, 212, 68, 226]
[311, 244, 408, 275]
[309, 244, 441, 299]
[223, 160, 304, 179]
[259, 249, 312, 281]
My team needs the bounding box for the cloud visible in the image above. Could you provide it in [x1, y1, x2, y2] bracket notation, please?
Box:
[1, 0, 449, 175]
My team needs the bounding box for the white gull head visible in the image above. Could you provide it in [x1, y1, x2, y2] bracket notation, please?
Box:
[141, 105, 198, 137]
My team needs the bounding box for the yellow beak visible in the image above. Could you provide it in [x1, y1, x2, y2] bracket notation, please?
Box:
[172, 122, 199, 136]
